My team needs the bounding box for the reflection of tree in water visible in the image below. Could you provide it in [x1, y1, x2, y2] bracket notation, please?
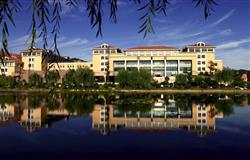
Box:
[63, 94, 95, 116]
[45, 93, 60, 111]
[28, 95, 43, 108]
[112, 94, 153, 114]
[174, 94, 192, 111]
[214, 99, 234, 116]
[0, 94, 20, 105]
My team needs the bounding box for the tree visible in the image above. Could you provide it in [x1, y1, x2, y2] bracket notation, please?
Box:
[116, 69, 152, 88]
[215, 99, 234, 116]
[63, 94, 95, 115]
[207, 60, 217, 74]
[28, 73, 42, 88]
[215, 67, 234, 86]
[175, 74, 190, 88]
[63, 69, 76, 88]
[62, 67, 94, 88]
[0, 75, 15, 88]
[74, 67, 95, 88]
[1, 0, 218, 56]
[45, 70, 60, 86]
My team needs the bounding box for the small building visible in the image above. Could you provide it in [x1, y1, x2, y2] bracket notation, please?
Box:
[0, 52, 23, 78]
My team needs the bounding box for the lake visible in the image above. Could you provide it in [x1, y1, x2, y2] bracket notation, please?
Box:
[0, 92, 249, 160]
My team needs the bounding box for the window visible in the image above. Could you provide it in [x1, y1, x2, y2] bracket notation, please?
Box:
[198, 55, 201, 58]
[101, 56, 105, 60]
[202, 61, 205, 65]
[100, 50, 104, 53]
[90, 64, 93, 67]
[189, 48, 194, 52]
[198, 113, 201, 117]
[202, 113, 206, 117]
[202, 67, 205, 71]
[101, 62, 104, 65]
[198, 61, 201, 65]
[202, 55, 205, 58]
[198, 67, 201, 71]
[94, 50, 98, 53]
[202, 119, 206, 123]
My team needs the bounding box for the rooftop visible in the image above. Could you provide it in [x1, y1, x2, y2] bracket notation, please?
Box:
[93, 43, 118, 49]
[0, 52, 22, 61]
[186, 42, 216, 48]
[126, 45, 178, 51]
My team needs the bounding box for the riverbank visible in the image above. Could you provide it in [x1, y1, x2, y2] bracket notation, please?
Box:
[0, 88, 250, 94]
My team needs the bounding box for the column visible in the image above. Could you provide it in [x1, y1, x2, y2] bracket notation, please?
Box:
[137, 58, 140, 71]
[177, 60, 180, 74]
[125, 60, 127, 70]
[164, 59, 167, 77]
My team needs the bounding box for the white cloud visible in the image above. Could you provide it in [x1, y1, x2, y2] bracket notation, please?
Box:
[220, 29, 233, 36]
[217, 38, 250, 49]
[59, 38, 89, 48]
[216, 47, 250, 70]
[117, 1, 127, 6]
[9, 35, 29, 48]
[210, 9, 235, 27]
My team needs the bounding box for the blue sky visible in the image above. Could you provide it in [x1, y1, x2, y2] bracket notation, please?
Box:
[3, 0, 250, 70]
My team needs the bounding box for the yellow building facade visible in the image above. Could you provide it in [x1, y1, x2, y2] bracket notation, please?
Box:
[0, 53, 23, 77]
[13, 42, 223, 83]
[92, 42, 223, 81]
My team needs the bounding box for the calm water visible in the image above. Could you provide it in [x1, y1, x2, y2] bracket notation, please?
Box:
[0, 92, 249, 160]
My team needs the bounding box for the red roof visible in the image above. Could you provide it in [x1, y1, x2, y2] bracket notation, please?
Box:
[0, 52, 22, 61]
[126, 46, 178, 51]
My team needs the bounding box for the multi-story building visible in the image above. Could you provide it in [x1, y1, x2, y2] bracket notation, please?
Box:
[92, 43, 122, 81]
[182, 42, 223, 74]
[0, 53, 23, 77]
[21, 48, 68, 82]
[92, 42, 223, 82]
[0, 41, 223, 83]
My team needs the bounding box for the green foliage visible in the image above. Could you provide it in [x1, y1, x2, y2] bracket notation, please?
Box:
[45, 70, 60, 86]
[28, 95, 42, 108]
[63, 67, 94, 88]
[63, 69, 76, 87]
[116, 69, 152, 89]
[63, 94, 95, 115]
[113, 94, 153, 114]
[215, 99, 234, 116]
[215, 68, 234, 84]
[74, 67, 95, 87]
[175, 94, 192, 110]
[28, 72, 42, 88]
[1, 0, 217, 61]
[175, 74, 190, 88]
[0, 75, 15, 88]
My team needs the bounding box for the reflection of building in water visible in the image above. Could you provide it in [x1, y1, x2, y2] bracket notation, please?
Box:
[92, 99, 223, 136]
[18, 97, 73, 132]
[0, 104, 20, 124]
